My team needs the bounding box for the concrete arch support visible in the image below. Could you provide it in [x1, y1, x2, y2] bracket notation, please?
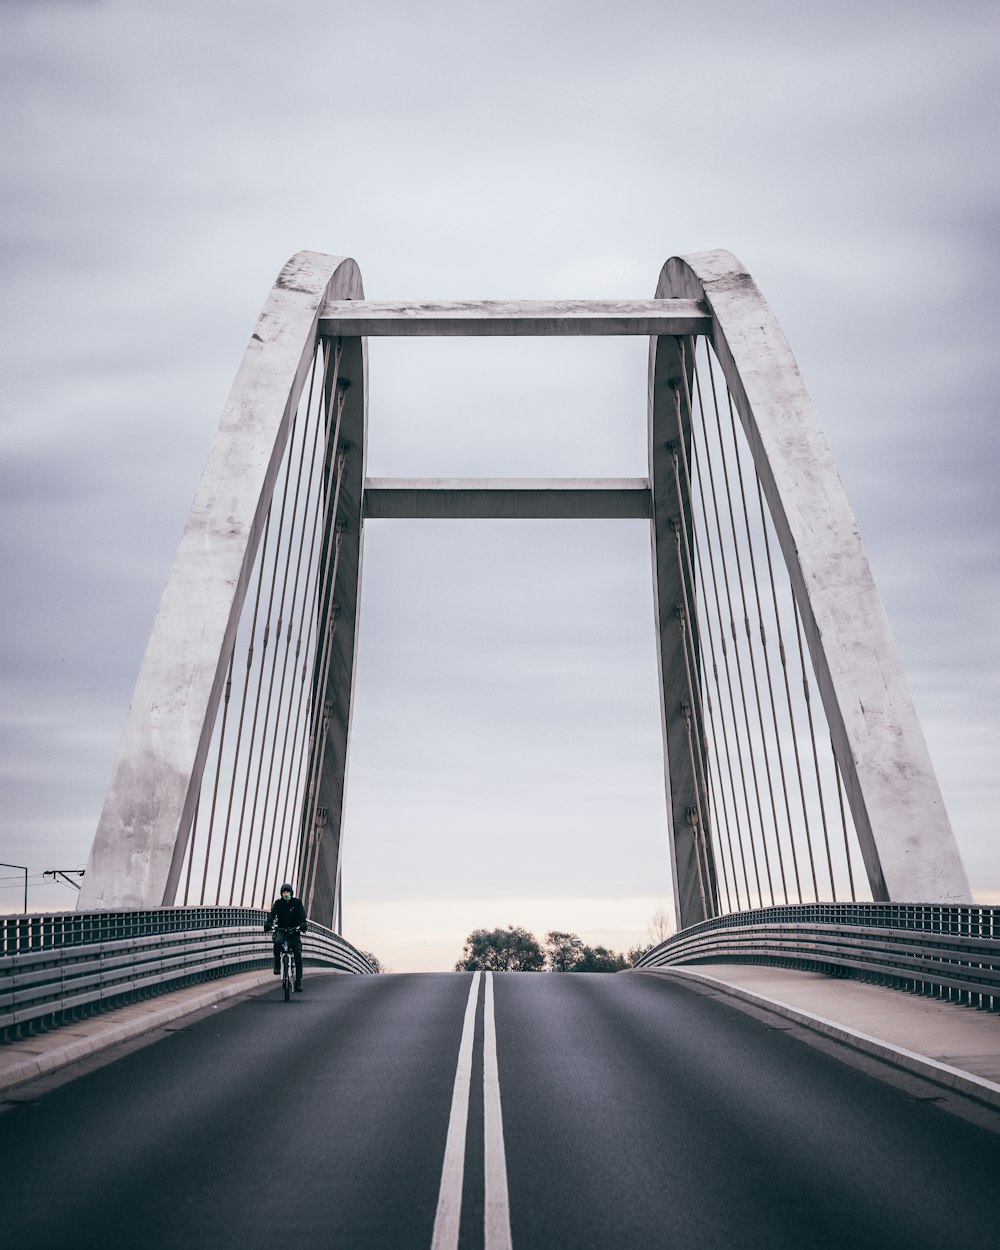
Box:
[649, 250, 970, 921]
[80, 252, 368, 917]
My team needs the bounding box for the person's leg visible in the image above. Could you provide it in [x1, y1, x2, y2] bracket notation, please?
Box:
[292, 933, 303, 989]
[272, 937, 281, 974]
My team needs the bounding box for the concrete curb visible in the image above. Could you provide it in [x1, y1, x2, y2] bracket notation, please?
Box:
[639, 966, 1000, 1110]
[0, 967, 346, 1094]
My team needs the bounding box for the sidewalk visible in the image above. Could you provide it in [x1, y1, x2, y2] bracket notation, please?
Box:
[639, 962, 1000, 1108]
[0, 968, 346, 1094]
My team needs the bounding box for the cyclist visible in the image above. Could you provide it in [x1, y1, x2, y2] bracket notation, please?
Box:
[264, 883, 308, 993]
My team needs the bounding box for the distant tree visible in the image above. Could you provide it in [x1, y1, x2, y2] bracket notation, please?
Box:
[570, 944, 629, 973]
[647, 905, 675, 946]
[627, 943, 652, 966]
[545, 930, 584, 972]
[360, 950, 388, 973]
[455, 925, 546, 972]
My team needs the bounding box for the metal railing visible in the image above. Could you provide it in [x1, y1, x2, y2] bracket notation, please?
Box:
[633, 903, 1000, 1011]
[1, 905, 375, 1041]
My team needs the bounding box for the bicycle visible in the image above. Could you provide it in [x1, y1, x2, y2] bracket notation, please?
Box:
[271, 925, 301, 1001]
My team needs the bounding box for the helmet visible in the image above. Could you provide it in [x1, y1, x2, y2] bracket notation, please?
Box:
[280, 883, 294, 895]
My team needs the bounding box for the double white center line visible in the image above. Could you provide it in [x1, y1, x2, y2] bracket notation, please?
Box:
[431, 972, 512, 1250]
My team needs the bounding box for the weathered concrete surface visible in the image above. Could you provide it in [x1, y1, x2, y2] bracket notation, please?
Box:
[654, 250, 970, 907]
[80, 252, 365, 911]
[318, 297, 710, 336]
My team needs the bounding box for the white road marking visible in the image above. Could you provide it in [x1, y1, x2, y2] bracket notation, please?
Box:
[431, 971, 514, 1250]
[483, 973, 513, 1250]
[431, 972, 481, 1250]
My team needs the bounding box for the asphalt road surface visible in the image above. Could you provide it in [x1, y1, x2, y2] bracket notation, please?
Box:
[3, 970, 999, 1249]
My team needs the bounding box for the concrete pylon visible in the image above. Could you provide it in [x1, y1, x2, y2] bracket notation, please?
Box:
[80, 252, 367, 927]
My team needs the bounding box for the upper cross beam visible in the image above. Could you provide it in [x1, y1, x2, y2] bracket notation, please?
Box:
[363, 478, 651, 519]
[317, 298, 710, 337]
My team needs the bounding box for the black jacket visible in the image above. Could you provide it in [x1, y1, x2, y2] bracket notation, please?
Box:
[265, 896, 308, 932]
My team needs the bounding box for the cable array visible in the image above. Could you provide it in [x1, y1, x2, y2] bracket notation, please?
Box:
[670, 335, 869, 915]
[177, 339, 349, 911]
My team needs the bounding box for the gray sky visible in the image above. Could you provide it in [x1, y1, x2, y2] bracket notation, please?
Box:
[1, 0, 997, 969]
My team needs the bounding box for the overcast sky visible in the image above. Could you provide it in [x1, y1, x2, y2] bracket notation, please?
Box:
[1, 0, 997, 970]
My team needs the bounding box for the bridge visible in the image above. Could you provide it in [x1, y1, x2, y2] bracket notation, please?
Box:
[2, 250, 998, 1246]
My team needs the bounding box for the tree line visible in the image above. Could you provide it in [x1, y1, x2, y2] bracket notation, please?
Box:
[358, 908, 674, 974]
[454, 925, 656, 973]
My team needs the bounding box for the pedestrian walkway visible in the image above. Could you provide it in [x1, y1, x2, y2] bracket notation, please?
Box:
[640, 962, 1000, 1107]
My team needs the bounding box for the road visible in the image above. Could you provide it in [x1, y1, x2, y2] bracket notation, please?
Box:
[2, 970, 999, 1249]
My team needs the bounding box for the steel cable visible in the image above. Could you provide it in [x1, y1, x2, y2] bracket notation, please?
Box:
[255, 342, 342, 904]
[686, 348, 752, 909]
[754, 476, 810, 901]
[193, 648, 235, 903]
[267, 371, 346, 890]
[667, 394, 718, 917]
[217, 506, 275, 903]
[245, 350, 329, 906]
[792, 599, 838, 898]
[282, 395, 348, 898]
[697, 349, 768, 904]
[722, 388, 791, 903]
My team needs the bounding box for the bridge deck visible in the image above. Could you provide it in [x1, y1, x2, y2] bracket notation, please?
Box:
[3, 964, 998, 1099]
[2, 971, 999, 1249]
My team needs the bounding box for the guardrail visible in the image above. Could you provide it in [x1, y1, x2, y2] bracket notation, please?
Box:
[1, 905, 376, 1042]
[633, 903, 1000, 1011]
